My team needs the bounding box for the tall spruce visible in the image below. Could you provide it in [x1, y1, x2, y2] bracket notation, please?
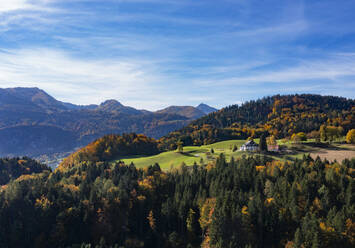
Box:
[259, 134, 268, 152]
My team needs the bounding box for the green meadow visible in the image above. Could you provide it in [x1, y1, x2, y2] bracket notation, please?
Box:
[116, 137, 354, 170]
[118, 139, 254, 169]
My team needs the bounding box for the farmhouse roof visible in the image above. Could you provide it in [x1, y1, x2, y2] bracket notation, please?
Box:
[244, 140, 258, 146]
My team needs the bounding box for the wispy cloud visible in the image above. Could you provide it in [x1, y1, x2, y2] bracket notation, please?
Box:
[0, 0, 60, 32]
[0, 48, 170, 109]
[0, 0, 56, 13]
[196, 53, 355, 86]
[0, 0, 31, 12]
[234, 20, 308, 38]
[0, 0, 354, 109]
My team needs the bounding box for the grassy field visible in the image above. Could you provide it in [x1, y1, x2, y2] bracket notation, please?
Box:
[118, 140, 249, 169]
[116, 138, 355, 170]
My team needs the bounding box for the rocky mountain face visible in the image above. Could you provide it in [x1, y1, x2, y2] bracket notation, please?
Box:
[0, 87, 216, 158]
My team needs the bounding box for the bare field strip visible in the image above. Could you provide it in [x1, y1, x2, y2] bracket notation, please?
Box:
[310, 144, 355, 162]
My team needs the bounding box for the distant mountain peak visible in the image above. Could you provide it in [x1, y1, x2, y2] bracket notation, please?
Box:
[156, 105, 205, 119]
[196, 103, 217, 114]
[2, 87, 67, 112]
[97, 99, 144, 115]
[6, 87, 50, 98]
[100, 99, 123, 107]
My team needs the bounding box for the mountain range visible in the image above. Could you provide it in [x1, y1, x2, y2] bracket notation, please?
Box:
[0, 87, 217, 158]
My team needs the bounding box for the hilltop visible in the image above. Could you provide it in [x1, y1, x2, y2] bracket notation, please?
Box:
[60, 133, 159, 169]
[159, 94, 355, 150]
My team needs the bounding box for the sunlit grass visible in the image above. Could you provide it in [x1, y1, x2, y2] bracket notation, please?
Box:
[116, 137, 353, 170]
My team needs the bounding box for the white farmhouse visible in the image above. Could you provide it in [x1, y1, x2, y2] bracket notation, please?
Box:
[240, 140, 259, 151]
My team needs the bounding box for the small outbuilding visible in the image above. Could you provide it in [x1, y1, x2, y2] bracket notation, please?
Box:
[267, 145, 280, 152]
[240, 140, 259, 151]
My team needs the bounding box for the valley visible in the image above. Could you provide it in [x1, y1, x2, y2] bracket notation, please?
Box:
[1, 0, 355, 246]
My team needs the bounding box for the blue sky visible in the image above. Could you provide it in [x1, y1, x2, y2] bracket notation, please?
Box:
[0, 0, 354, 110]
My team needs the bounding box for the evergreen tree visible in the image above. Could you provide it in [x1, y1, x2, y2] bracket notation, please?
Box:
[320, 125, 327, 142]
[259, 134, 268, 152]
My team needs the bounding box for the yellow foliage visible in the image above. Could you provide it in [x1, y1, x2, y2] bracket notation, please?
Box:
[319, 222, 335, 232]
[241, 205, 249, 215]
[205, 163, 215, 171]
[344, 219, 355, 244]
[147, 210, 156, 231]
[16, 174, 40, 182]
[137, 195, 146, 201]
[108, 186, 119, 194]
[66, 207, 74, 214]
[35, 196, 52, 210]
[138, 176, 154, 191]
[201, 235, 211, 248]
[346, 129, 355, 144]
[63, 184, 79, 193]
[265, 198, 274, 205]
[199, 198, 216, 231]
[312, 197, 322, 210]
[266, 160, 284, 176]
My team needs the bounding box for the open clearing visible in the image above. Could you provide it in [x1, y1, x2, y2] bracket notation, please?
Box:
[309, 144, 355, 162]
[118, 140, 249, 169]
[117, 139, 355, 169]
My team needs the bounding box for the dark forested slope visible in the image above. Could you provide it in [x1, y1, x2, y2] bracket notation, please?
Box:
[0, 155, 354, 247]
[0, 157, 50, 185]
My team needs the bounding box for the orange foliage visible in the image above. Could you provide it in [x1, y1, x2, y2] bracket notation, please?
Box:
[256, 166, 266, 172]
[319, 222, 335, 232]
[147, 210, 156, 231]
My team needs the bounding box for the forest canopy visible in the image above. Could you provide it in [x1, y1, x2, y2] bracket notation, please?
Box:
[0, 155, 354, 247]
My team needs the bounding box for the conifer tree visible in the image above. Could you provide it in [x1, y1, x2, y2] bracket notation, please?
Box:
[259, 134, 268, 152]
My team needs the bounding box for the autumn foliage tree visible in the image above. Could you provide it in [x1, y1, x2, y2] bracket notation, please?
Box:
[346, 129, 355, 144]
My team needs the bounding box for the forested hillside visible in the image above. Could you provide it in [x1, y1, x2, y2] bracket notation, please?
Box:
[159, 94, 355, 150]
[60, 134, 159, 169]
[0, 157, 50, 185]
[0, 155, 354, 247]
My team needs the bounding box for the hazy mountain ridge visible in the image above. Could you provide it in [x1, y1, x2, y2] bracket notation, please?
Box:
[0, 87, 216, 158]
[156, 106, 206, 119]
